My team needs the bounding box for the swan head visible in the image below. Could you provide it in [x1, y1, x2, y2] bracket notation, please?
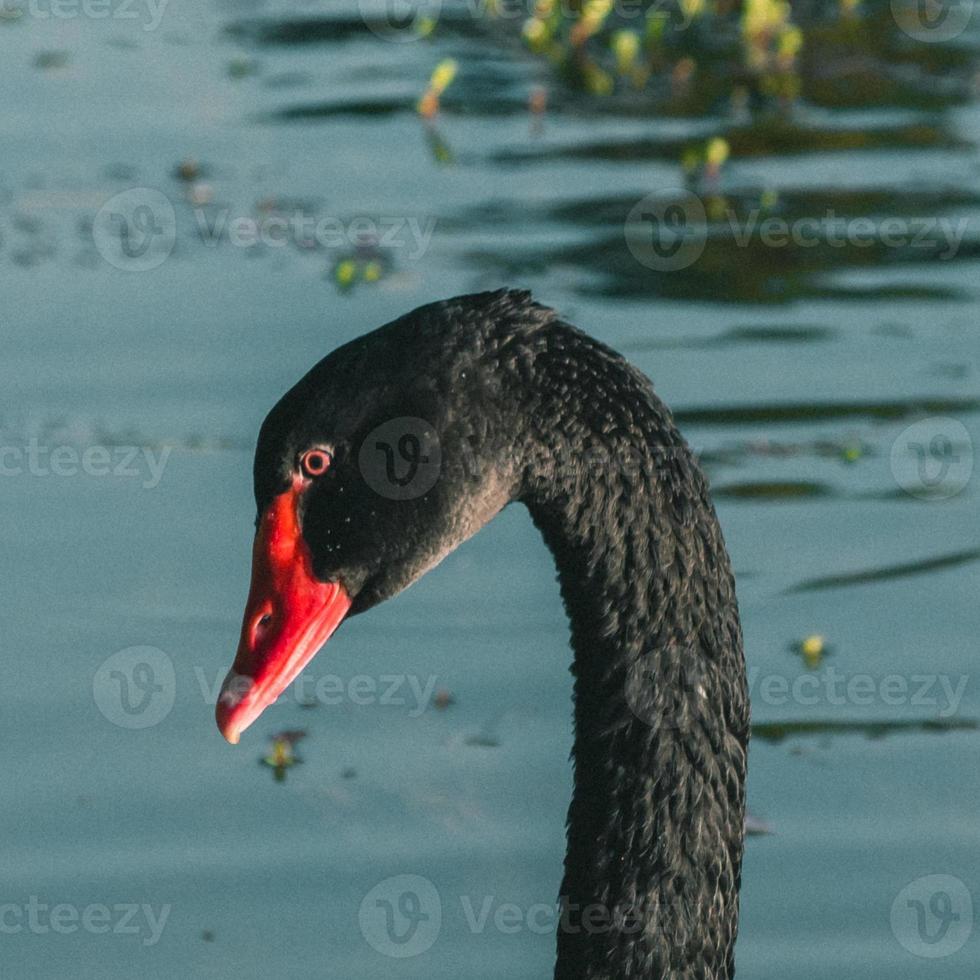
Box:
[215, 292, 536, 744]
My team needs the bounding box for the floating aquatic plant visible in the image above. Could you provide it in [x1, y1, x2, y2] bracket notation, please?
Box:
[261, 730, 307, 782]
[417, 58, 458, 119]
[683, 136, 731, 190]
[789, 634, 832, 668]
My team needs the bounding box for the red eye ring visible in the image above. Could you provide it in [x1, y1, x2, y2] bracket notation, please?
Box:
[300, 449, 332, 478]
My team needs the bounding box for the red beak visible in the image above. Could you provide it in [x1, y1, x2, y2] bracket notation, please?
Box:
[216, 480, 352, 744]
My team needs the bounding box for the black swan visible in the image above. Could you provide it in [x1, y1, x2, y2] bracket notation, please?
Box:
[216, 289, 749, 979]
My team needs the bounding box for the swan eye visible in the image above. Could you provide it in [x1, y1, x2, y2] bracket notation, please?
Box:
[300, 449, 332, 478]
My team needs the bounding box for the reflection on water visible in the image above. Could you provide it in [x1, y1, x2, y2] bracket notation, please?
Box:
[788, 546, 980, 592]
[1, 0, 978, 977]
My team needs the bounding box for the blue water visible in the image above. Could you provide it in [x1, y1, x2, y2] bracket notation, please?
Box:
[1, 1, 979, 977]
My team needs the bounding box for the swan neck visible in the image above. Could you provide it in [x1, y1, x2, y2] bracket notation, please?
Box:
[516, 333, 749, 980]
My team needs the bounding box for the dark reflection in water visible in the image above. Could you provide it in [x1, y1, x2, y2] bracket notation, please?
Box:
[787, 547, 980, 592]
[713, 479, 835, 499]
[753, 717, 978, 742]
[675, 396, 980, 425]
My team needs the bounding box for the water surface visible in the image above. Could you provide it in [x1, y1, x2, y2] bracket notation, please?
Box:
[1, 2, 978, 977]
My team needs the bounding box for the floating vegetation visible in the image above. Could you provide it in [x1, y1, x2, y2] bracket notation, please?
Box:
[789, 633, 831, 668]
[683, 136, 730, 189]
[34, 51, 71, 71]
[173, 158, 208, 183]
[310, 0, 972, 120]
[230, 0, 979, 128]
[464, 732, 502, 748]
[330, 247, 391, 292]
[261, 730, 307, 782]
[432, 689, 456, 710]
[418, 58, 458, 120]
[227, 56, 260, 80]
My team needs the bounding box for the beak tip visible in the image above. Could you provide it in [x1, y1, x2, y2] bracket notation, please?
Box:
[216, 669, 255, 744]
[216, 690, 246, 745]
